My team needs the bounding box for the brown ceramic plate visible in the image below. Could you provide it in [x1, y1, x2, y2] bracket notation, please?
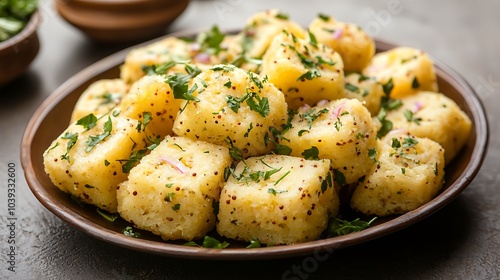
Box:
[21, 29, 489, 260]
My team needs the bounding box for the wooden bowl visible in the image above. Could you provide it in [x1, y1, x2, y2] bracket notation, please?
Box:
[0, 11, 41, 86]
[20, 30, 489, 260]
[55, 0, 190, 43]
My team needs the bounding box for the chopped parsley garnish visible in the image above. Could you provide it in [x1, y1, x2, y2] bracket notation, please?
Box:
[411, 77, 420, 89]
[275, 12, 289, 20]
[165, 183, 174, 188]
[318, 13, 331, 21]
[97, 208, 119, 222]
[226, 137, 244, 161]
[300, 108, 329, 130]
[84, 184, 94, 189]
[172, 204, 181, 211]
[122, 226, 142, 238]
[104, 159, 110, 166]
[302, 146, 320, 160]
[402, 137, 419, 148]
[267, 188, 288, 196]
[246, 91, 270, 117]
[274, 170, 291, 186]
[211, 64, 236, 72]
[196, 25, 226, 55]
[184, 236, 230, 249]
[376, 108, 393, 138]
[164, 193, 175, 202]
[246, 239, 261, 248]
[244, 123, 253, 138]
[223, 79, 232, 88]
[76, 113, 98, 131]
[345, 82, 360, 93]
[321, 171, 333, 192]
[85, 116, 112, 152]
[332, 169, 346, 187]
[368, 148, 377, 162]
[403, 109, 422, 125]
[118, 149, 148, 173]
[308, 30, 318, 49]
[327, 217, 377, 237]
[164, 64, 201, 104]
[61, 132, 78, 162]
[225, 94, 247, 113]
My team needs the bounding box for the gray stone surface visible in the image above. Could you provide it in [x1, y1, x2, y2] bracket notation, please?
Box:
[1, 0, 499, 279]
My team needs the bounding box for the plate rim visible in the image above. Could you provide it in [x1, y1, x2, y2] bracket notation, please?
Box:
[20, 29, 489, 260]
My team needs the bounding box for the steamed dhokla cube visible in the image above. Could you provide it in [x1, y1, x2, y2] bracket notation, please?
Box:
[119, 74, 183, 140]
[260, 29, 345, 109]
[70, 79, 129, 123]
[117, 136, 232, 241]
[217, 155, 339, 245]
[172, 65, 288, 158]
[350, 131, 445, 216]
[281, 98, 378, 185]
[384, 91, 472, 163]
[241, 9, 306, 60]
[43, 115, 148, 213]
[362, 47, 438, 98]
[120, 37, 191, 84]
[308, 14, 375, 72]
[343, 72, 385, 116]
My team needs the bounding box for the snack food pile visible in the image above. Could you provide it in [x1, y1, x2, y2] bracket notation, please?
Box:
[43, 10, 471, 246]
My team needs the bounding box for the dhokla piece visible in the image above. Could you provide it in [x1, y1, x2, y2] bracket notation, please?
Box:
[173, 65, 288, 158]
[241, 9, 306, 60]
[119, 74, 183, 140]
[70, 79, 129, 123]
[120, 37, 192, 84]
[362, 47, 438, 98]
[351, 131, 445, 216]
[343, 72, 385, 116]
[385, 91, 472, 163]
[282, 98, 378, 185]
[260, 29, 345, 109]
[117, 136, 232, 241]
[43, 115, 148, 213]
[217, 155, 339, 245]
[309, 14, 375, 72]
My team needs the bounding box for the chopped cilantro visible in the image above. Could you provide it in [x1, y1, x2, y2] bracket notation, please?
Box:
[97, 208, 119, 222]
[403, 109, 422, 125]
[85, 116, 112, 152]
[196, 25, 226, 55]
[61, 132, 78, 162]
[411, 77, 420, 89]
[76, 113, 98, 131]
[332, 169, 346, 187]
[318, 13, 331, 21]
[172, 204, 181, 211]
[328, 217, 377, 237]
[302, 146, 320, 160]
[122, 226, 142, 238]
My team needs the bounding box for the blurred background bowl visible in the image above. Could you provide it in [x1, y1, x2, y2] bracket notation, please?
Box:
[0, 11, 41, 86]
[55, 0, 190, 43]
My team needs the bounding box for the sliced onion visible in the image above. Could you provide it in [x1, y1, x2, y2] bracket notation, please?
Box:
[194, 52, 211, 64]
[317, 99, 329, 107]
[331, 102, 345, 119]
[189, 43, 201, 53]
[332, 28, 344, 40]
[413, 101, 423, 113]
[159, 156, 189, 174]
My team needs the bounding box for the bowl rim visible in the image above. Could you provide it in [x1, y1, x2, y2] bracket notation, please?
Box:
[20, 29, 489, 260]
[0, 11, 41, 50]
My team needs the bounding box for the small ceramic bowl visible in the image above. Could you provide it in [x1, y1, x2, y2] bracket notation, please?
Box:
[0, 11, 41, 86]
[55, 0, 190, 43]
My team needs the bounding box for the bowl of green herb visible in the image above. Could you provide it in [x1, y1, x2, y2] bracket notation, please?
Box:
[0, 0, 40, 86]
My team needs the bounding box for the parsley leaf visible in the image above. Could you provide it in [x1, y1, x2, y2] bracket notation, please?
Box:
[196, 25, 226, 55]
[328, 217, 377, 237]
[302, 146, 320, 160]
[403, 109, 422, 125]
[85, 116, 112, 152]
[61, 132, 78, 162]
[122, 226, 142, 238]
[76, 113, 98, 131]
[300, 108, 329, 129]
[246, 92, 269, 117]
